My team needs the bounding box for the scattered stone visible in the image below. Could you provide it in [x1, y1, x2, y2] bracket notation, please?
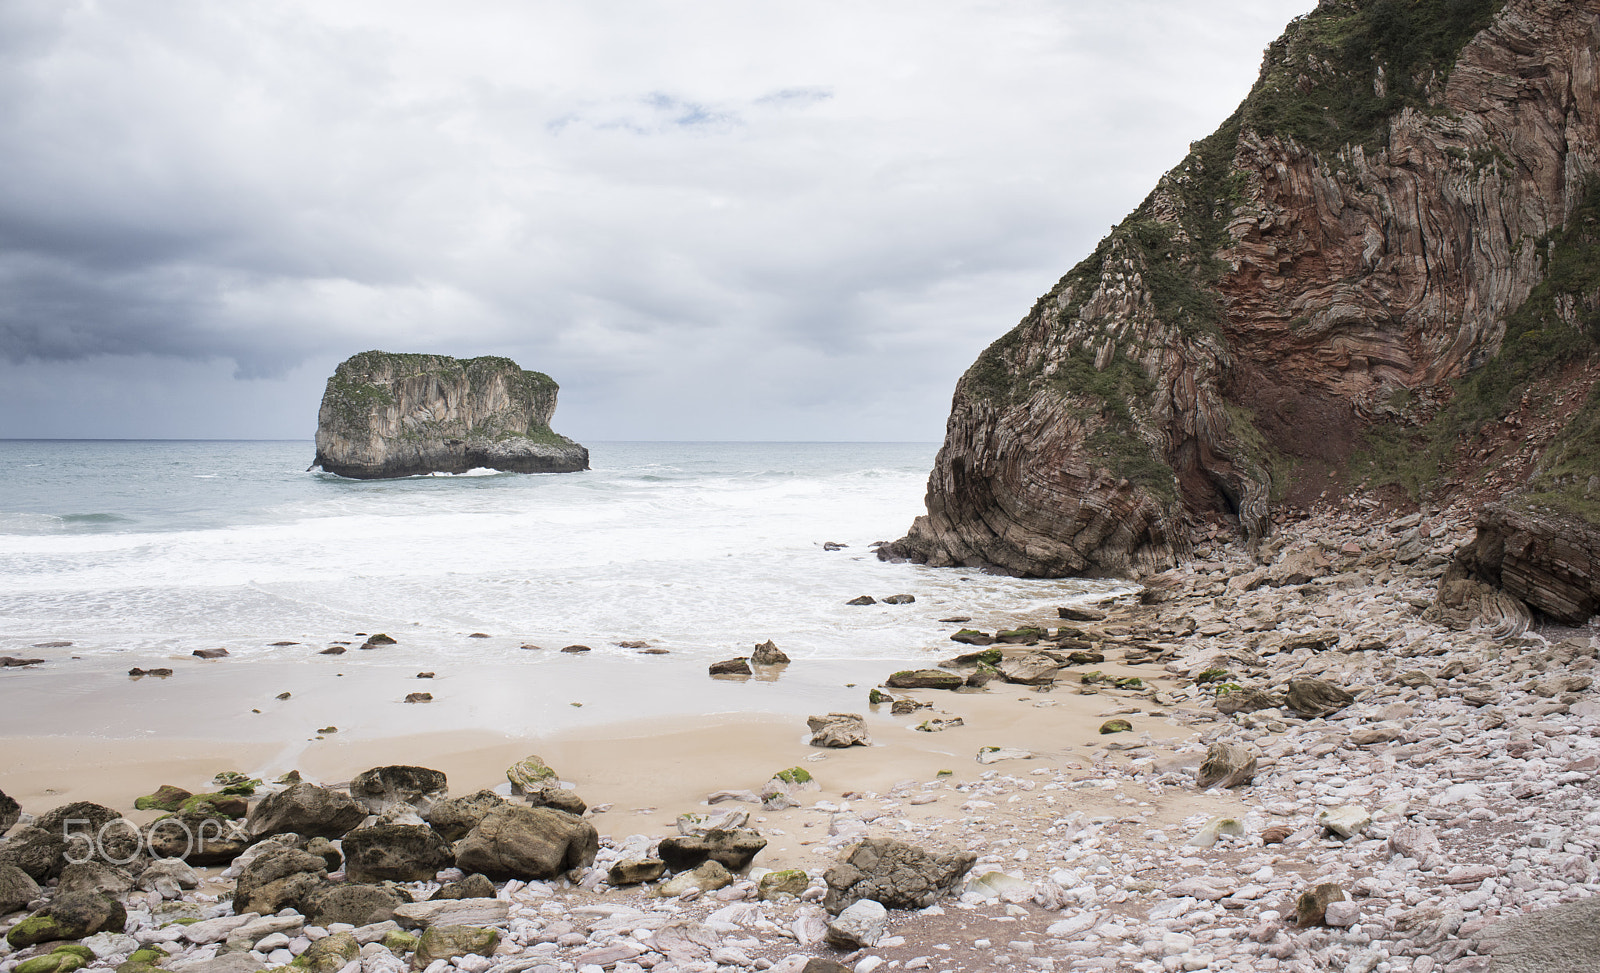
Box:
[1284, 678, 1355, 718]
[559, 644, 590, 653]
[846, 596, 877, 606]
[882, 594, 915, 605]
[822, 838, 976, 914]
[1318, 805, 1373, 840]
[608, 859, 668, 886]
[657, 860, 732, 897]
[751, 640, 790, 665]
[1297, 883, 1350, 927]
[710, 657, 753, 676]
[658, 830, 768, 873]
[824, 898, 887, 949]
[403, 692, 433, 703]
[884, 669, 963, 690]
[1099, 718, 1133, 734]
[808, 713, 871, 748]
[505, 755, 558, 792]
[247, 782, 366, 840]
[1196, 741, 1258, 789]
[191, 648, 229, 659]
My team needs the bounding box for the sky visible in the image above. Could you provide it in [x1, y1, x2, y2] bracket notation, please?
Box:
[0, 0, 1316, 442]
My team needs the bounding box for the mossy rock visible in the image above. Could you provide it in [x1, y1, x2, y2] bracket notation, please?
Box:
[772, 767, 812, 786]
[125, 950, 164, 966]
[1195, 669, 1232, 685]
[867, 688, 892, 705]
[1113, 677, 1144, 689]
[211, 772, 262, 796]
[1099, 719, 1134, 734]
[50, 946, 95, 962]
[177, 793, 248, 819]
[116, 962, 165, 973]
[7, 917, 73, 950]
[134, 785, 193, 812]
[292, 931, 360, 973]
[995, 627, 1046, 643]
[15, 954, 86, 973]
[381, 931, 419, 957]
[413, 926, 499, 969]
[168, 917, 201, 926]
[757, 868, 809, 901]
[505, 755, 557, 791]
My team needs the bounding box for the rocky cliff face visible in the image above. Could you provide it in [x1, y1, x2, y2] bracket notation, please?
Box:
[311, 351, 589, 479]
[888, 0, 1600, 602]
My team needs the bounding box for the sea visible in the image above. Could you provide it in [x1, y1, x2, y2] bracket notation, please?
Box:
[0, 440, 1127, 740]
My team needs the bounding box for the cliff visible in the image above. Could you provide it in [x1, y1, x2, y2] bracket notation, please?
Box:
[886, 0, 1600, 617]
[310, 351, 589, 479]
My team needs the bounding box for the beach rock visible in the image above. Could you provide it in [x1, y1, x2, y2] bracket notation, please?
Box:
[677, 809, 749, 835]
[1285, 678, 1356, 718]
[505, 755, 558, 793]
[403, 691, 432, 703]
[758, 868, 809, 901]
[56, 862, 135, 897]
[423, 790, 507, 842]
[341, 824, 455, 883]
[658, 830, 768, 873]
[411, 925, 497, 970]
[882, 594, 916, 605]
[1318, 805, 1373, 840]
[310, 351, 588, 479]
[291, 930, 359, 973]
[807, 713, 871, 748]
[996, 653, 1061, 686]
[559, 644, 589, 653]
[349, 766, 448, 815]
[608, 858, 667, 885]
[452, 805, 599, 880]
[430, 873, 495, 901]
[1213, 687, 1283, 715]
[138, 859, 200, 896]
[14, 950, 89, 973]
[1196, 742, 1258, 789]
[233, 847, 328, 916]
[657, 860, 732, 897]
[247, 783, 366, 841]
[948, 630, 994, 646]
[390, 898, 510, 930]
[751, 640, 790, 665]
[976, 746, 1034, 765]
[822, 838, 977, 914]
[303, 884, 410, 927]
[519, 782, 587, 816]
[146, 813, 250, 866]
[1297, 883, 1350, 927]
[846, 596, 876, 606]
[0, 863, 41, 914]
[916, 716, 964, 732]
[133, 785, 192, 812]
[6, 891, 126, 948]
[824, 898, 887, 949]
[0, 789, 17, 836]
[884, 669, 964, 690]
[1058, 605, 1107, 622]
[191, 648, 229, 659]
[169, 956, 263, 973]
[709, 657, 752, 676]
[1099, 719, 1133, 734]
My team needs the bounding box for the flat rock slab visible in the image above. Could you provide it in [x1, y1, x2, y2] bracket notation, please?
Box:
[1481, 897, 1600, 972]
[391, 899, 511, 929]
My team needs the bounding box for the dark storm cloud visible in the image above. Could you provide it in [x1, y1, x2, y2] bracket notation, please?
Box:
[0, 0, 1317, 439]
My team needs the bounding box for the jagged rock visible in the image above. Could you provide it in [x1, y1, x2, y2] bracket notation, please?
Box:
[824, 898, 887, 949]
[247, 783, 366, 841]
[303, 884, 410, 927]
[1058, 605, 1107, 622]
[1285, 678, 1356, 718]
[1196, 741, 1258, 789]
[1213, 687, 1284, 716]
[822, 838, 977, 914]
[520, 782, 587, 817]
[884, 669, 964, 690]
[233, 847, 328, 916]
[1455, 503, 1600, 624]
[658, 829, 768, 873]
[430, 873, 496, 901]
[452, 805, 599, 880]
[880, 0, 1600, 579]
[424, 790, 507, 842]
[607, 859, 667, 886]
[1099, 719, 1133, 734]
[341, 825, 455, 883]
[133, 785, 192, 812]
[807, 713, 871, 748]
[1297, 883, 1350, 927]
[348, 766, 448, 815]
[310, 351, 587, 478]
[709, 657, 752, 676]
[0, 863, 41, 914]
[750, 640, 790, 665]
[0, 804, 130, 882]
[505, 755, 558, 793]
[412, 926, 497, 970]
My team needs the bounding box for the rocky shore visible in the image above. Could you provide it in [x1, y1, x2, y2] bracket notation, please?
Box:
[3, 505, 1600, 973]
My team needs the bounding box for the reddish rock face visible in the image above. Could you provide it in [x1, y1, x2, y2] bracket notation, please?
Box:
[887, 0, 1600, 580]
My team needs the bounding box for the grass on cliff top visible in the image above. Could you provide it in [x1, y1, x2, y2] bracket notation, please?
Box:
[1242, 0, 1505, 157]
[1357, 181, 1600, 517]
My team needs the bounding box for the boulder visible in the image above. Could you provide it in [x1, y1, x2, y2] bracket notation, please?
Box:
[657, 860, 732, 898]
[822, 838, 977, 914]
[1212, 687, 1284, 715]
[709, 658, 752, 676]
[138, 859, 200, 898]
[608, 859, 667, 886]
[290, 930, 358, 973]
[341, 825, 455, 883]
[6, 891, 126, 948]
[411, 926, 498, 970]
[0, 788, 18, 836]
[146, 813, 250, 866]
[807, 713, 871, 748]
[424, 790, 507, 842]
[1285, 678, 1356, 718]
[56, 862, 135, 897]
[505, 756, 558, 794]
[452, 805, 599, 880]
[233, 847, 328, 916]
[996, 653, 1061, 686]
[133, 786, 192, 813]
[310, 351, 588, 479]
[1296, 883, 1350, 927]
[757, 868, 809, 901]
[390, 899, 510, 930]
[884, 669, 964, 690]
[303, 884, 410, 927]
[0, 862, 41, 914]
[657, 830, 768, 873]
[429, 874, 496, 901]
[246, 783, 366, 841]
[948, 630, 994, 646]
[348, 766, 448, 815]
[1196, 742, 1258, 789]
[750, 640, 790, 665]
[1476, 895, 1600, 973]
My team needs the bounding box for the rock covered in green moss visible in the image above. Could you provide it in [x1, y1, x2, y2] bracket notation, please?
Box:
[6, 891, 127, 948]
[311, 351, 588, 479]
[133, 785, 192, 812]
[411, 926, 498, 970]
[292, 931, 360, 973]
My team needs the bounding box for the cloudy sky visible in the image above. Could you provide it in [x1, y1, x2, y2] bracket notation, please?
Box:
[0, 0, 1314, 441]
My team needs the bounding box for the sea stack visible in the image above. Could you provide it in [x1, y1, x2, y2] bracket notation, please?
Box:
[311, 351, 589, 479]
[884, 0, 1600, 608]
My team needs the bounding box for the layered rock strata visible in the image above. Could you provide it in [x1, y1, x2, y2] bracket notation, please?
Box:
[887, 0, 1600, 589]
[311, 351, 588, 479]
